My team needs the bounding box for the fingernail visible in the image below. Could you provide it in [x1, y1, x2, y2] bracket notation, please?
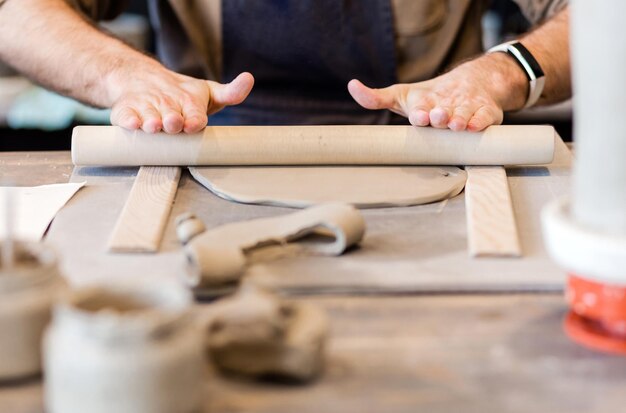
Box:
[430, 107, 448, 123]
[448, 120, 465, 131]
[416, 111, 430, 125]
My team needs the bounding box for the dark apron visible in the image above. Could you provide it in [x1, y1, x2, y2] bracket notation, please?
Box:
[211, 0, 399, 125]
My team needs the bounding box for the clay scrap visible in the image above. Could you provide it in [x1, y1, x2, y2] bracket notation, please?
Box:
[204, 285, 328, 382]
[177, 203, 365, 292]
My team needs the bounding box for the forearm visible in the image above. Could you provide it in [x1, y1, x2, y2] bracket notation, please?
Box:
[0, 0, 162, 107]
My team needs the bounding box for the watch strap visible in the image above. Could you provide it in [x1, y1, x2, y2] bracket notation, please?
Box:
[488, 40, 546, 109]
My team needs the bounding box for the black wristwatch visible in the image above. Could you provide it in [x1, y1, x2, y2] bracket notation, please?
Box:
[487, 40, 546, 109]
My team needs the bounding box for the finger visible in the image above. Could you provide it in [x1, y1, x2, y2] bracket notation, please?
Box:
[207, 72, 254, 113]
[156, 96, 184, 134]
[447, 106, 475, 131]
[406, 95, 434, 126]
[110, 105, 141, 130]
[161, 110, 184, 134]
[347, 79, 406, 116]
[467, 106, 503, 132]
[429, 106, 452, 129]
[182, 104, 208, 134]
[138, 104, 163, 133]
[409, 107, 431, 127]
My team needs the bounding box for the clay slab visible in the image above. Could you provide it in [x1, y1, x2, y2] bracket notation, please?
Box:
[189, 166, 467, 208]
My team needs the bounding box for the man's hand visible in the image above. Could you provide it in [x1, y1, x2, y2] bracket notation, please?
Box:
[109, 69, 254, 134]
[350, 7, 570, 132]
[348, 53, 527, 132]
[0, 0, 254, 135]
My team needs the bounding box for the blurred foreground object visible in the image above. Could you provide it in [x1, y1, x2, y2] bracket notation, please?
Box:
[542, 0, 626, 354]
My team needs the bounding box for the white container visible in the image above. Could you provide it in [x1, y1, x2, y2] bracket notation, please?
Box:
[542, 0, 626, 353]
[44, 283, 205, 413]
[0, 242, 66, 381]
[571, 0, 626, 237]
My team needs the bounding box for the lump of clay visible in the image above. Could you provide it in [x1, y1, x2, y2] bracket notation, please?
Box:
[205, 286, 328, 382]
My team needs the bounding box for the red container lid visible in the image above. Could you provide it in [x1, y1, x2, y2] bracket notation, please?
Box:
[565, 274, 626, 355]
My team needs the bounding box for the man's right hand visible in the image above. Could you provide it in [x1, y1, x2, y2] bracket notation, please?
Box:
[109, 69, 254, 134]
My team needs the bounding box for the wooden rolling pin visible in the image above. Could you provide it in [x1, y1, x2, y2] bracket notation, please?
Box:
[72, 125, 555, 166]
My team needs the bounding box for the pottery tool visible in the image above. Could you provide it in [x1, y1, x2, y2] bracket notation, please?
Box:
[71, 124, 555, 167]
[543, 0, 626, 355]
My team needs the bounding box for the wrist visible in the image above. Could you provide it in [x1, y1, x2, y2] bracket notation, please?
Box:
[471, 52, 529, 112]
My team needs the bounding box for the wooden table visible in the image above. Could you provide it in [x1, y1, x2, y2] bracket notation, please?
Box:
[1, 151, 625, 413]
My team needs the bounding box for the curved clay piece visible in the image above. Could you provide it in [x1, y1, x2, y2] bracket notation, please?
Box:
[183, 243, 247, 289]
[175, 213, 207, 245]
[205, 286, 328, 381]
[189, 166, 467, 209]
[181, 203, 365, 289]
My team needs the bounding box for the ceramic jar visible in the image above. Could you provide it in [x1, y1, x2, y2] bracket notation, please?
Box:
[44, 283, 206, 413]
[0, 242, 67, 381]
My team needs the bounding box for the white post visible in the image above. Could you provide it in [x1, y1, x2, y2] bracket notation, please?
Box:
[571, 0, 626, 236]
[542, 0, 626, 351]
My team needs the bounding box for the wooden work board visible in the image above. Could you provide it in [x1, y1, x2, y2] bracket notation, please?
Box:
[45, 137, 572, 294]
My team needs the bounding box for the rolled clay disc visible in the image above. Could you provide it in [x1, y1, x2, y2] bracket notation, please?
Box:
[189, 166, 467, 208]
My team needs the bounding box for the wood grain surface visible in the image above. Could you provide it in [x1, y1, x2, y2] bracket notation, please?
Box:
[108, 166, 181, 253]
[2, 294, 626, 413]
[465, 166, 522, 257]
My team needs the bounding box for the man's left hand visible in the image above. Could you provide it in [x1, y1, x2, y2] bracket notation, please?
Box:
[348, 53, 527, 132]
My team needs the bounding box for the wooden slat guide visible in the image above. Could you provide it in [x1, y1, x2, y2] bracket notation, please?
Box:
[465, 166, 522, 257]
[108, 166, 181, 253]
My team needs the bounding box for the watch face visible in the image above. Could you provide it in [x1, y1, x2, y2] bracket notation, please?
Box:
[512, 42, 545, 78]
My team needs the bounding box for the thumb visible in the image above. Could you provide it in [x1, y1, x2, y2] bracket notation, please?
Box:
[347, 79, 406, 116]
[207, 72, 255, 113]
